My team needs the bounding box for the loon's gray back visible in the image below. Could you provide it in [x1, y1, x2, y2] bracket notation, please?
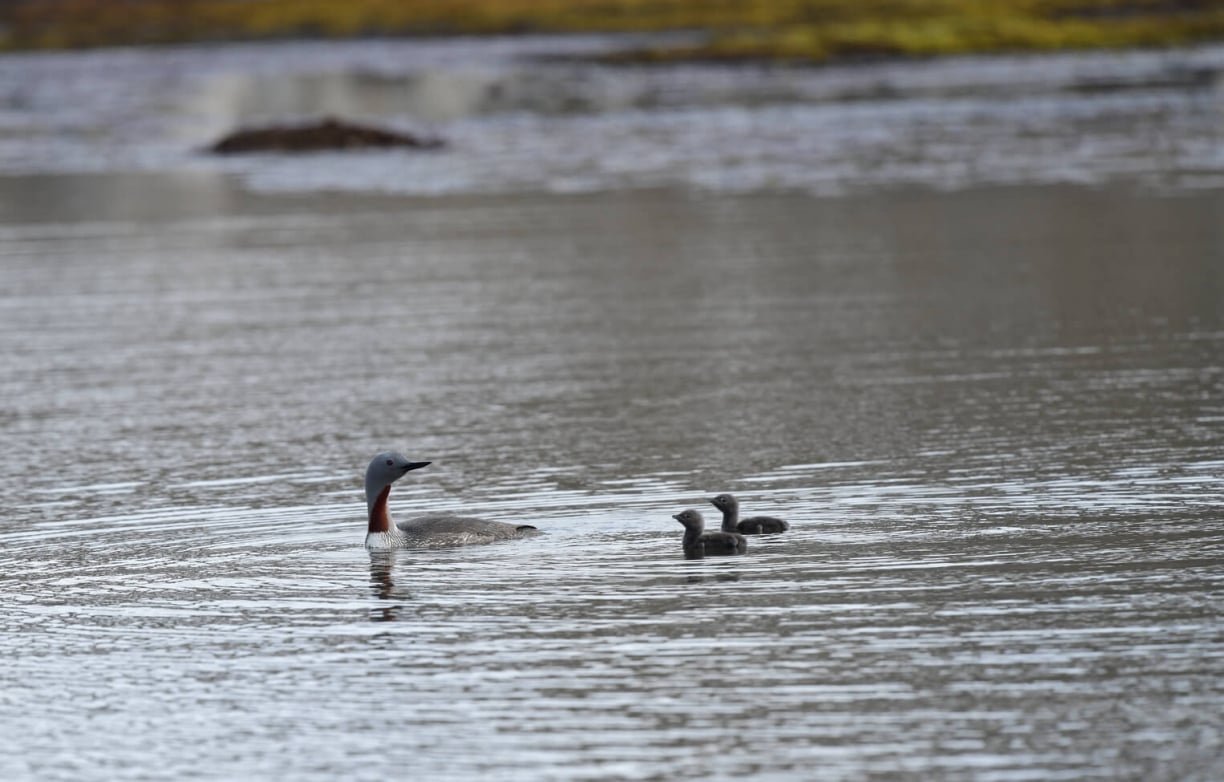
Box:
[395, 514, 538, 547]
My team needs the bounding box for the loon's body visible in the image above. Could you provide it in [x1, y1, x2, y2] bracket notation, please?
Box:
[673, 509, 747, 559]
[364, 452, 537, 549]
[710, 493, 789, 535]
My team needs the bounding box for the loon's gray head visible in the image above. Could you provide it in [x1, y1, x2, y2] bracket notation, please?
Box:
[672, 509, 705, 532]
[709, 493, 739, 513]
[365, 451, 430, 509]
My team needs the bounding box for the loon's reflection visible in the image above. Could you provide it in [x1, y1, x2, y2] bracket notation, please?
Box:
[368, 551, 409, 622]
[684, 571, 742, 585]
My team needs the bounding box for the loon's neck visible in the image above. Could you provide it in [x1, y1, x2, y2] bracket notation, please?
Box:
[682, 527, 703, 549]
[365, 528, 405, 549]
[719, 507, 739, 533]
[368, 485, 393, 534]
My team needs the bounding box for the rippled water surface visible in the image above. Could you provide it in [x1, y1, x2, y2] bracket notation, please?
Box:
[1, 35, 1224, 194]
[2, 36, 1224, 782]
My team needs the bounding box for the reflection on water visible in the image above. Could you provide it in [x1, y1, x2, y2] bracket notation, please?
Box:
[368, 553, 406, 622]
[1, 37, 1224, 195]
[1, 180, 1223, 780]
[684, 572, 742, 584]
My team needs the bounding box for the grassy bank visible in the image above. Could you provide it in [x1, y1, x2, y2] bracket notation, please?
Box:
[3, 0, 1224, 60]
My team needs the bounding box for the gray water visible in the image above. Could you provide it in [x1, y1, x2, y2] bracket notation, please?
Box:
[2, 36, 1224, 194]
[2, 37, 1224, 782]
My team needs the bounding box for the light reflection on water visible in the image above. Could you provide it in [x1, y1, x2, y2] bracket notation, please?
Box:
[2, 36, 1224, 196]
[1, 183, 1223, 780]
[4, 459, 1223, 779]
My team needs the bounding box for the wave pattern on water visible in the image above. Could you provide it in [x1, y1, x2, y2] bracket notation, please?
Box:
[2, 181, 1223, 779]
[3, 452, 1223, 781]
[0, 37, 1223, 197]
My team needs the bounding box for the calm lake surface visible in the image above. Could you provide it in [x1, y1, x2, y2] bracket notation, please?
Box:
[2, 37, 1224, 782]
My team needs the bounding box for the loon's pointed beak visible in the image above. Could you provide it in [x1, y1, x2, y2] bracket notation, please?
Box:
[672, 513, 682, 521]
[405, 461, 431, 472]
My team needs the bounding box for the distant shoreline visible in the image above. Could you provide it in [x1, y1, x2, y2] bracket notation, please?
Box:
[4, 0, 1224, 61]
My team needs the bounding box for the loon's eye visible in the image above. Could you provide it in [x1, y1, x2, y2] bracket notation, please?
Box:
[385, 459, 394, 466]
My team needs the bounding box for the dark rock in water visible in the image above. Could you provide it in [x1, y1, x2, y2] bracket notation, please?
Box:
[209, 117, 444, 154]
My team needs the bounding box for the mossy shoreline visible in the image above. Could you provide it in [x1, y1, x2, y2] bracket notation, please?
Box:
[3, 0, 1224, 62]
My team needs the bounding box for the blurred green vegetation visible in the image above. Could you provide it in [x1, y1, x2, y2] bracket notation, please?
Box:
[2, 0, 1224, 60]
